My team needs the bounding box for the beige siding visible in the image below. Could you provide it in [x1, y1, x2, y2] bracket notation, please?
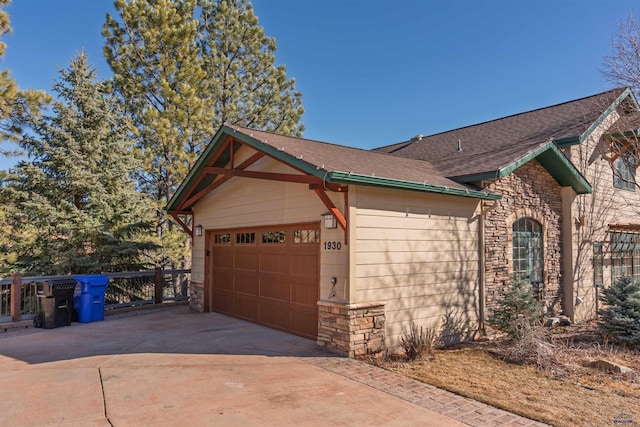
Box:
[352, 186, 481, 348]
[191, 147, 349, 304]
[567, 110, 640, 321]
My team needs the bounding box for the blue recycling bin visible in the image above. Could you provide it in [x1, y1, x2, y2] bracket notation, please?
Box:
[73, 274, 109, 323]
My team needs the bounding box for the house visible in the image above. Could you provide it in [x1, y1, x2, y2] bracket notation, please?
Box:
[166, 87, 640, 357]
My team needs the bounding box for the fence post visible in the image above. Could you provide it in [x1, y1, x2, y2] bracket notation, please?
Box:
[154, 267, 162, 304]
[11, 273, 22, 322]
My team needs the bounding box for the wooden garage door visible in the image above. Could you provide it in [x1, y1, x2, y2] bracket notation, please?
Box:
[208, 223, 320, 339]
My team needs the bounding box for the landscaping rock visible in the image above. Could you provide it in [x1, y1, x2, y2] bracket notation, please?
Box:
[544, 316, 572, 327]
[586, 359, 633, 374]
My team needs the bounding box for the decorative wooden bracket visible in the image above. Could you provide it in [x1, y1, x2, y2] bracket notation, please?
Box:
[168, 211, 193, 237]
[312, 186, 348, 244]
[610, 136, 639, 166]
[173, 135, 351, 243]
[180, 151, 265, 209]
[204, 167, 322, 184]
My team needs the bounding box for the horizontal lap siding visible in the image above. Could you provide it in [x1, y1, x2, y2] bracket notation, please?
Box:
[353, 187, 481, 347]
[192, 152, 348, 303]
[569, 116, 640, 322]
[192, 155, 329, 283]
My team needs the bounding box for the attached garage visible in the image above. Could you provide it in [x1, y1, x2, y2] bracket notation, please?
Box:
[166, 124, 502, 357]
[207, 223, 320, 339]
[165, 91, 632, 357]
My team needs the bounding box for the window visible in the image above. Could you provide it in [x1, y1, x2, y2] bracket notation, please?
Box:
[612, 139, 637, 191]
[214, 233, 231, 244]
[613, 154, 636, 191]
[610, 231, 640, 282]
[593, 243, 603, 289]
[262, 230, 286, 244]
[236, 232, 255, 244]
[293, 229, 320, 244]
[512, 218, 543, 286]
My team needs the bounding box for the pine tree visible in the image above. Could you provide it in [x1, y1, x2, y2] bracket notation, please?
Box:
[103, 0, 209, 202]
[103, 0, 305, 268]
[0, 0, 49, 155]
[598, 276, 640, 348]
[1, 53, 156, 275]
[198, 0, 304, 135]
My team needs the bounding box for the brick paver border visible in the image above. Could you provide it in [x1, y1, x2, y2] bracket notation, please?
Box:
[305, 356, 549, 427]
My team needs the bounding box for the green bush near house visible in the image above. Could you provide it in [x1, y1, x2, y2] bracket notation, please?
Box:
[598, 276, 640, 348]
[487, 276, 545, 339]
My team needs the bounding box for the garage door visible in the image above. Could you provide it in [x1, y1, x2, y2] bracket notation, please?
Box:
[208, 223, 320, 339]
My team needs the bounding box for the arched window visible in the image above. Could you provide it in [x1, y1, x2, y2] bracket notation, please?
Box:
[512, 218, 543, 285]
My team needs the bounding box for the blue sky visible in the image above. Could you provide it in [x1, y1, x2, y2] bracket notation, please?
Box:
[1, 0, 638, 170]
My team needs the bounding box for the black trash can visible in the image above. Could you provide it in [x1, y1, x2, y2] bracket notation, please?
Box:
[34, 278, 77, 329]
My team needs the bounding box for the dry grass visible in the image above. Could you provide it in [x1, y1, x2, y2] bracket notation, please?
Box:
[371, 324, 640, 427]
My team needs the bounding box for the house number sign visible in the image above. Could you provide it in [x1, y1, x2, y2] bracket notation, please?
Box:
[324, 241, 342, 250]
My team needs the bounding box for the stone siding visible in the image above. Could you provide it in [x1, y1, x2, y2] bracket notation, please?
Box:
[484, 160, 564, 314]
[189, 280, 204, 312]
[317, 301, 386, 357]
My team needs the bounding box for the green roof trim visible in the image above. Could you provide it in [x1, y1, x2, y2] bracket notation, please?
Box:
[167, 125, 502, 212]
[454, 141, 592, 194]
[554, 136, 580, 148]
[553, 89, 639, 149]
[223, 127, 323, 176]
[166, 127, 227, 212]
[327, 171, 501, 200]
[572, 88, 638, 147]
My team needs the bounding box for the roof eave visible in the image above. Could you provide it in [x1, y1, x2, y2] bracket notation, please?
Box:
[327, 171, 501, 200]
[169, 126, 506, 213]
[166, 125, 329, 213]
[453, 142, 592, 194]
[576, 87, 638, 146]
[166, 125, 229, 213]
[554, 136, 580, 148]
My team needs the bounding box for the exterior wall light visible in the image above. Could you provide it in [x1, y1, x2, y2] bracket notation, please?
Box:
[194, 224, 203, 236]
[323, 213, 337, 229]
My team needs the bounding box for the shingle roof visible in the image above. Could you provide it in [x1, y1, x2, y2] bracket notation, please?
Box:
[374, 87, 630, 180]
[166, 125, 500, 212]
[228, 126, 472, 190]
[168, 89, 635, 213]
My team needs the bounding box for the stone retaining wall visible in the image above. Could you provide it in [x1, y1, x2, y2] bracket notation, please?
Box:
[317, 301, 386, 357]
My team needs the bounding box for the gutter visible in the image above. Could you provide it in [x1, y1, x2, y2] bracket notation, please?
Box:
[327, 171, 501, 201]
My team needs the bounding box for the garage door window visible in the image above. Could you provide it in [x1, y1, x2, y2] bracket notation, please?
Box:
[214, 233, 231, 244]
[236, 232, 255, 244]
[262, 230, 286, 244]
[294, 229, 320, 244]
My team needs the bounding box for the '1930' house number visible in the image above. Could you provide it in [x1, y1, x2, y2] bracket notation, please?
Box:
[324, 241, 342, 250]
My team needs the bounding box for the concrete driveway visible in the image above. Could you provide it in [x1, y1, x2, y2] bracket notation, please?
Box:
[0, 306, 545, 427]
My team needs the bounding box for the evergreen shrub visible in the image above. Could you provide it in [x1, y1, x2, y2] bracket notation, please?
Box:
[598, 276, 640, 348]
[487, 276, 545, 339]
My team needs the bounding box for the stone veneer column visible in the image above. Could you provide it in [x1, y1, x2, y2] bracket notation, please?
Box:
[189, 280, 204, 312]
[317, 301, 386, 357]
